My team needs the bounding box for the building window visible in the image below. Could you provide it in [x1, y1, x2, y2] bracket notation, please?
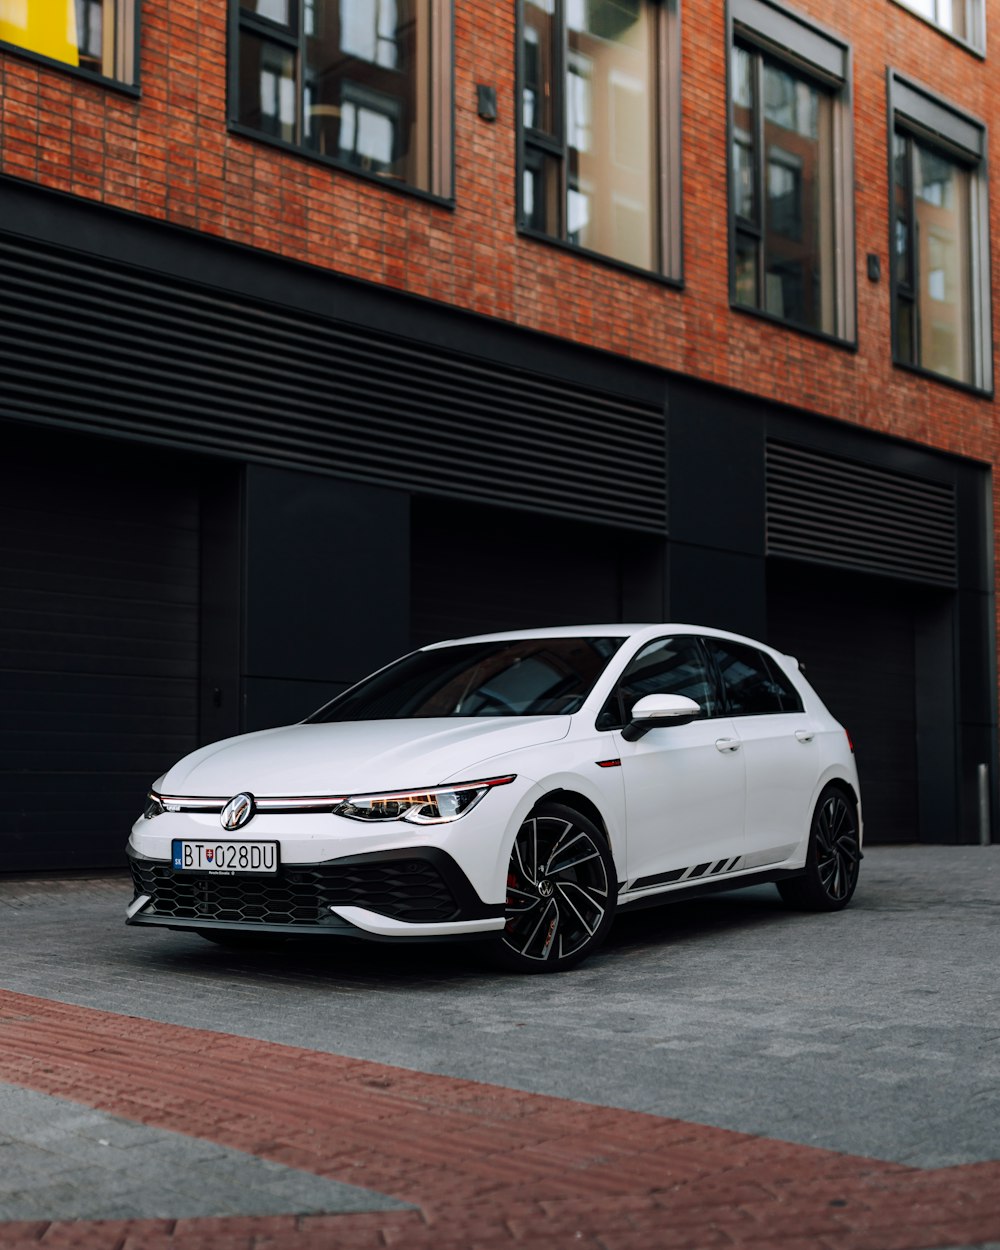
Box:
[892, 0, 984, 51]
[729, 0, 853, 340]
[890, 74, 990, 390]
[234, 0, 453, 198]
[0, 0, 135, 82]
[518, 0, 681, 278]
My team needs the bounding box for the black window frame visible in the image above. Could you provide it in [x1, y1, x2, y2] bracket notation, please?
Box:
[727, 0, 855, 345]
[0, 0, 139, 92]
[515, 0, 683, 284]
[888, 71, 992, 395]
[229, 0, 455, 204]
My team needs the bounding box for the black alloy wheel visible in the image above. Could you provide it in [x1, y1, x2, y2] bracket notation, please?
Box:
[778, 786, 862, 911]
[492, 801, 617, 972]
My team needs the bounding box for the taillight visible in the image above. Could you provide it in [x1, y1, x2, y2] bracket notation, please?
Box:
[845, 728, 855, 753]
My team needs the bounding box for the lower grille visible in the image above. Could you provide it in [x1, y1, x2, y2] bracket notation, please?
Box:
[129, 856, 460, 925]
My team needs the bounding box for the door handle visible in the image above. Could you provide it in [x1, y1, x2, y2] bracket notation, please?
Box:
[715, 738, 741, 753]
[795, 730, 815, 743]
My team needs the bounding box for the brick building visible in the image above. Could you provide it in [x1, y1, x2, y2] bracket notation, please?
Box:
[0, 0, 995, 869]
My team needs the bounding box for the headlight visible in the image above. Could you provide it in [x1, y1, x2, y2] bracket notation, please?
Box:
[143, 793, 165, 820]
[334, 775, 515, 825]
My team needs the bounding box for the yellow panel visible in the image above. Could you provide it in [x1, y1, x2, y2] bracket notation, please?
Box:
[0, 0, 80, 67]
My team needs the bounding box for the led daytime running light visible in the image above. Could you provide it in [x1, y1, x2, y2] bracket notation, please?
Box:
[334, 775, 515, 825]
[144, 793, 165, 820]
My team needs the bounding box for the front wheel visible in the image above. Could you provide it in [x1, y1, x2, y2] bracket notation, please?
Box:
[490, 802, 617, 973]
[778, 786, 862, 911]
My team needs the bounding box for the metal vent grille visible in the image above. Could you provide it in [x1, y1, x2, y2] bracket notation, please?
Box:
[0, 238, 666, 533]
[766, 441, 957, 587]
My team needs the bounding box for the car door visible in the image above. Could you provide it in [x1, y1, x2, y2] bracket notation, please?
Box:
[599, 636, 746, 885]
[703, 638, 818, 865]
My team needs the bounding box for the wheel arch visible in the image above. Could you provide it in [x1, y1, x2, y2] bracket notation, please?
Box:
[815, 775, 862, 838]
[531, 788, 621, 873]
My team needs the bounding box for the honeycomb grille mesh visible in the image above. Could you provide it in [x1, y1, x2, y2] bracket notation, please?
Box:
[130, 858, 460, 925]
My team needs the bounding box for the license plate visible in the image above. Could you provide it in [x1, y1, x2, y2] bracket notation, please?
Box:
[171, 839, 279, 875]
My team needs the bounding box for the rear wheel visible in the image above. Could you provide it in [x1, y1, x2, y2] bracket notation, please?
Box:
[778, 786, 861, 911]
[491, 802, 617, 973]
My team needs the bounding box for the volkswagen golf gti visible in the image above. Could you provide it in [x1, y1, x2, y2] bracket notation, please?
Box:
[126, 624, 862, 972]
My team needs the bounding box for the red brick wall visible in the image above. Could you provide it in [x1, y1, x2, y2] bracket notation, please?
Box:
[0, 0, 996, 462]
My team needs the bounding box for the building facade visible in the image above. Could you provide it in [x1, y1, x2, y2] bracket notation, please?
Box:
[0, 0, 996, 870]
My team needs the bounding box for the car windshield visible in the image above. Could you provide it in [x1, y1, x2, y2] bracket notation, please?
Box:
[307, 637, 627, 721]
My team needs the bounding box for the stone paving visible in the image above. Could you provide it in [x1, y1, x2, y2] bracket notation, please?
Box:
[0, 847, 996, 1248]
[0, 1085, 409, 1222]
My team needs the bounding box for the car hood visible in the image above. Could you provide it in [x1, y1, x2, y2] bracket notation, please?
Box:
[160, 717, 572, 796]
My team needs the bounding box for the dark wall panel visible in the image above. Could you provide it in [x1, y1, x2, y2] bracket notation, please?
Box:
[243, 467, 411, 731]
[0, 430, 201, 870]
[667, 381, 766, 556]
[410, 499, 645, 647]
[668, 545, 767, 638]
[768, 563, 922, 844]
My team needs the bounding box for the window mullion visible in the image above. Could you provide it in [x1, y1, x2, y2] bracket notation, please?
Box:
[555, 0, 568, 241]
[908, 140, 920, 363]
[753, 51, 766, 311]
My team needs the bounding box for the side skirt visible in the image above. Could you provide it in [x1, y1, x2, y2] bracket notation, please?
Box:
[617, 867, 805, 913]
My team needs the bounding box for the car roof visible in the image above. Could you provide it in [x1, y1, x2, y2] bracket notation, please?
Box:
[422, 623, 796, 662]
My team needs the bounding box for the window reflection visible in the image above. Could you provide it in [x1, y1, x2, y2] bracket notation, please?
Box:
[898, 0, 973, 43]
[567, 1, 656, 268]
[731, 45, 836, 335]
[0, 0, 133, 81]
[340, 0, 400, 68]
[240, 31, 296, 142]
[894, 133, 973, 383]
[238, 0, 448, 195]
[304, 0, 415, 176]
[520, 0, 668, 272]
[337, 87, 399, 172]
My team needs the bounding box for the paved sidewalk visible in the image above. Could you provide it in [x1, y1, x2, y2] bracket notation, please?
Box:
[0, 846, 997, 1248]
[0, 988, 998, 1250]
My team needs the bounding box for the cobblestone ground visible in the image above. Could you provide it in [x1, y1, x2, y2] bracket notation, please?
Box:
[0, 847, 997, 1249]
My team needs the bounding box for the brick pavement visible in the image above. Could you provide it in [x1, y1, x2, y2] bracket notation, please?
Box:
[0, 988, 997, 1250]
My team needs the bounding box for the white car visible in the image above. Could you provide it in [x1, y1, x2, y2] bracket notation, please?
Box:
[127, 624, 862, 972]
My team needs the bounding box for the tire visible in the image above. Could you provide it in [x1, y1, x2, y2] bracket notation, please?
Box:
[490, 801, 617, 973]
[778, 786, 862, 911]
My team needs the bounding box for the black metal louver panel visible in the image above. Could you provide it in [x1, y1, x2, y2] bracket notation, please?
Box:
[766, 441, 957, 587]
[0, 238, 666, 533]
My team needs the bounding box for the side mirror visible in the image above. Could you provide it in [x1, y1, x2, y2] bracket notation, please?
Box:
[621, 693, 702, 742]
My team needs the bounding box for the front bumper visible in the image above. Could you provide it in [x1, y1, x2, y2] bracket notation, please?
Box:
[126, 846, 505, 942]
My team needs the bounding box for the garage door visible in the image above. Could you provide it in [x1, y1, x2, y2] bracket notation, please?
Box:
[767, 563, 919, 844]
[0, 432, 201, 871]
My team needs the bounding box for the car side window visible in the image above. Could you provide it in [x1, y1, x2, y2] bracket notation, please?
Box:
[597, 636, 718, 730]
[706, 640, 799, 715]
[761, 652, 805, 713]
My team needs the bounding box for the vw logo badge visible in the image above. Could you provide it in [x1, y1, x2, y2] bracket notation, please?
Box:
[221, 792, 255, 831]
